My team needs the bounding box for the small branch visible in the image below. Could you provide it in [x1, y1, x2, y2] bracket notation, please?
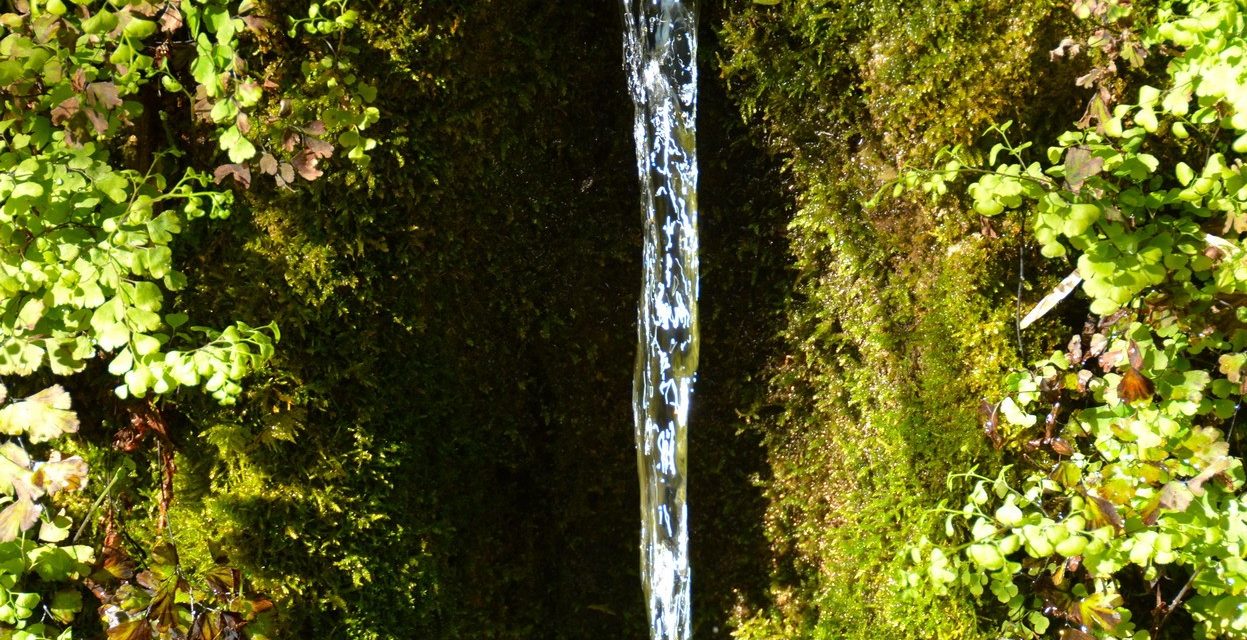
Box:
[1152, 572, 1197, 638]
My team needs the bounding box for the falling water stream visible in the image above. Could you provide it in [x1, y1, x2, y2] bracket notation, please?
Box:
[621, 1, 698, 639]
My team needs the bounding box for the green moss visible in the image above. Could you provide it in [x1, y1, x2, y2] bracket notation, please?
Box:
[717, 0, 1086, 637]
[110, 3, 651, 638]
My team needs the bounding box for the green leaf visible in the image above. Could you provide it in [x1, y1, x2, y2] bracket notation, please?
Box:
[0, 60, 23, 85]
[132, 282, 162, 311]
[48, 589, 82, 625]
[123, 18, 157, 39]
[28, 545, 93, 581]
[37, 512, 71, 543]
[1177, 162, 1195, 186]
[10, 182, 43, 199]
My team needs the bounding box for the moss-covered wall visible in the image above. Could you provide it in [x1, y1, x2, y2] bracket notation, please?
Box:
[140, 3, 790, 639]
[76, 2, 1118, 638]
[716, 0, 1087, 637]
[168, 3, 650, 638]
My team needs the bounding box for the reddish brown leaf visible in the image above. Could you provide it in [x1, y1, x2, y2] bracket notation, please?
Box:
[249, 596, 275, 615]
[281, 130, 298, 152]
[51, 97, 80, 125]
[292, 150, 322, 181]
[83, 107, 109, 134]
[1118, 368, 1154, 403]
[134, 569, 159, 590]
[1126, 340, 1144, 370]
[305, 136, 333, 159]
[304, 120, 326, 136]
[980, 400, 1003, 449]
[1044, 401, 1062, 439]
[86, 82, 122, 110]
[276, 162, 295, 188]
[258, 153, 278, 175]
[1050, 437, 1074, 456]
[213, 164, 251, 189]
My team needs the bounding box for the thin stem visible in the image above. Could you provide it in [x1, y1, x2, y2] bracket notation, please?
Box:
[1152, 571, 1197, 638]
[72, 466, 124, 543]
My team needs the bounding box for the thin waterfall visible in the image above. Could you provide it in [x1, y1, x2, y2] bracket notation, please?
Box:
[621, 1, 698, 639]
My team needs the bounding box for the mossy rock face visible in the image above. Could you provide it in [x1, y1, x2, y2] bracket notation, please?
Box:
[164, 3, 649, 638]
[717, 1, 1087, 637]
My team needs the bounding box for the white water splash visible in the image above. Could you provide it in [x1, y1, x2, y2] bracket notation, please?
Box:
[621, 1, 698, 639]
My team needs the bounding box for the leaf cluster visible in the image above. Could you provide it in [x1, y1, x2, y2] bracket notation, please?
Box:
[0, 0, 375, 403]
[894, 0, 1247, 637]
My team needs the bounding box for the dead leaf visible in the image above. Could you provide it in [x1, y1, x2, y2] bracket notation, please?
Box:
[1020, 270, 1083, 329]
[1118, 368, 1154, 403]
[107, 619, 153, 640]
[51, 97, 80, 125]
[189, 612, 221, 640]
[1126, 341, 1144, 369]
[1050, 37, 1081, 60]
[305, 136, 333, 159]
[0, 495, 39, 541]
[276, 162, 295, 188]
[1067, 335, 1084, 365]
[1064, 146, 1104, 194]
[86, 82, 122, 110]
[1159, 481, 1193, 512]
[147, 576, 182, 631]
[1190, 457, 1234, 496]
[1087, 493, 1123, 532]
[1076, 369, 1093, 393]
[83, 107, 110, 134]
[158, 3, 183, 33]
[31, 453, 88, 495]
[241, 14, 273, 32]
[292, 149, 322, 181]
[258, 153, 278, 175]
[203, 564, 239, 597]
[213, 164, 251, 189]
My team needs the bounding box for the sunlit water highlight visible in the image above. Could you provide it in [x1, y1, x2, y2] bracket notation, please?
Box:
[621, 1, 698, 639]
